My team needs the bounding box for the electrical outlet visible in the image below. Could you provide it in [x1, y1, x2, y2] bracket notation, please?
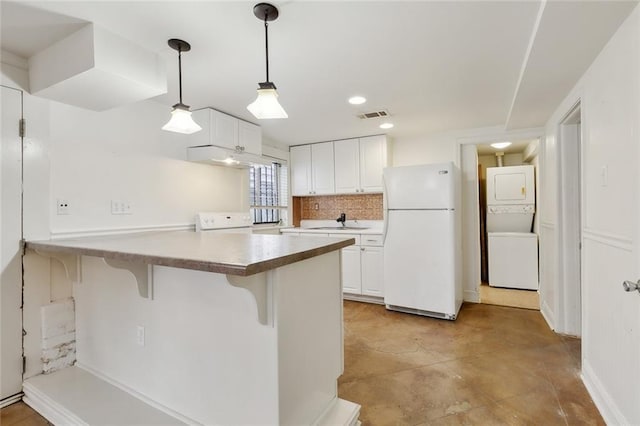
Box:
[314, 203, 319, 210]
[136, 326, 145, 346]
[111, 200, 133, 215]
[57, 199, 70, 215]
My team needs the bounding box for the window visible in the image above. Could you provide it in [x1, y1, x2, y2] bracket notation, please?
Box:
[249, 162, 288, 224]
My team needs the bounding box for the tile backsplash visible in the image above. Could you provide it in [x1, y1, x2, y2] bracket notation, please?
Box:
[296, 194, 383, 221]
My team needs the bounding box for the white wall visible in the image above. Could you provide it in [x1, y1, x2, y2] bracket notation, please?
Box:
[541, 4, 640, 424]
[48, 101, 248, 236]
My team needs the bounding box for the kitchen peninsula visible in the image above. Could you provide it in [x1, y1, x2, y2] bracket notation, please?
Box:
[23, 231, 360, 425]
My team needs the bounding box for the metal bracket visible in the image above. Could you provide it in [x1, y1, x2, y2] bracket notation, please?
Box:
[226, 273, 272, 326]
[103, 259, 154, 299]
[34, 250, 81, 283]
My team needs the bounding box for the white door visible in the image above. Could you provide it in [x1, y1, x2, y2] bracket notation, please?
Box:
[361, 246, 384, 297]
[1, 86, 23, 401]
[359, 135, 386, 193]
[340, 247, 361, 294]
[310, 142, 335, 195]
[212, 110, 238, 150]
[237, 121, 262, 155]
[290, 145, 311, 196]
[334, 139, 359, 194]
[384, 210, 456, 315]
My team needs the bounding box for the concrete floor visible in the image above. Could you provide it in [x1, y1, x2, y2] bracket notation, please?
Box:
[2, 301, 602, 425]
[339, 301, 603, 425]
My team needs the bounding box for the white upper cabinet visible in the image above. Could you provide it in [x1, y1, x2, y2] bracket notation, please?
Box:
[189, 108, 262, 156]
[238, 120, 262, 156]
[334, 139, 360, 194]
[311, 142, 335, 195]
[212, 110, 238, 150]
[290, 142, 335, 196]
[290, 145, 312, 196]
[334, 136, 389, 194]
[290, 136, 389, 196]
[359, 135, 388, 193]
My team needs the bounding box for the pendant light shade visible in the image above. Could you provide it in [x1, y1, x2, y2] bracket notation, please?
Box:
[162, 104, 202, 134]
[163, 38, 202, 134]
[247, 82, 288, 119]
[247, 3, 287, 119]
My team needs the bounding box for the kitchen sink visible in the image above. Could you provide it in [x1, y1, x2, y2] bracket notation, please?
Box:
[308, 226, 370, 231]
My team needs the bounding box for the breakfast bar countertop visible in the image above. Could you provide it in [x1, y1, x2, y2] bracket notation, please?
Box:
[25, 230, 355, 276]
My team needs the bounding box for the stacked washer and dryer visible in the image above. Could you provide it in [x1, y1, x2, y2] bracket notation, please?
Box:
[486, 165, 538, 290]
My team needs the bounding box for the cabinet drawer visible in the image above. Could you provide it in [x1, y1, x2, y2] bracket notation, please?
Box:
[328, 234, 360, 245]
[361, 235, 383, 246]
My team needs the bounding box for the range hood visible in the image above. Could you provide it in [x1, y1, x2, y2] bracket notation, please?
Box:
[187, 145, 274, 167]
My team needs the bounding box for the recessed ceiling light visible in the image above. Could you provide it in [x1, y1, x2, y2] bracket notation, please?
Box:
[379, 122, 394, 129]
[491, 142, 512, 149]
[348, 96, 366, 105]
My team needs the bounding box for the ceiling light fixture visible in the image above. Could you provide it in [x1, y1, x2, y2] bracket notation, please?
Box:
[380, 122, 394, 129]
[162, 39, 202, 134]
[348, 96, 367, 105]
[247, 3, 288, 119]
[491, 142, 512, 149]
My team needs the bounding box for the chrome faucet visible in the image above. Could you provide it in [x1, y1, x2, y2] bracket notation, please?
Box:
[336, 213, 346, 227]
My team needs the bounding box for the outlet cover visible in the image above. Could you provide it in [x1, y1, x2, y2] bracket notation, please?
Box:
[57, 199, 70, 215]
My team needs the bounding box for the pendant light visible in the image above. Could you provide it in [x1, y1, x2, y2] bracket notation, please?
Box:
[162, 38, 202, 134]
[247, 3, 288, 119]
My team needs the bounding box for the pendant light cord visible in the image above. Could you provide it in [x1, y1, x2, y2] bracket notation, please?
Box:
[178, 47, 183, 105]
[264, 14, 270, 83]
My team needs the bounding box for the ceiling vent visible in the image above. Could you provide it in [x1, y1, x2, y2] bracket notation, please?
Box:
[357, 110, 389, 119]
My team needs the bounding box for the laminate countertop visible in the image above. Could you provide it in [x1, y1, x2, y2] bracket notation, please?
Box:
[25, 231, 355, 276]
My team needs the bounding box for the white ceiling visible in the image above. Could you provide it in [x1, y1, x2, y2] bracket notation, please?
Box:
[1, 1, 637, 146]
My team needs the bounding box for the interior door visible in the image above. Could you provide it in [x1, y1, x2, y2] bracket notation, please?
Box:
[1, 86, 23, 402]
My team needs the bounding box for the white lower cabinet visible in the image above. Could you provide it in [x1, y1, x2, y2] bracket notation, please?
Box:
[361, 246, 384, 296]
[340, 245, 362, 294]
[330, 233, 384, 298]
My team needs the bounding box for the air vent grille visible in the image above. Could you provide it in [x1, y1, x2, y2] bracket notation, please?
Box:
[357, 110, 389, 119]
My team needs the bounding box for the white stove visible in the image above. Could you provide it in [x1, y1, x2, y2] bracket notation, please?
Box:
[195, 212, 253, 233]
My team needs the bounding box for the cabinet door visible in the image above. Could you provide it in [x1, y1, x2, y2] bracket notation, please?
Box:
[341, 246, 362, 294]
[359, 135, 387, 193]
[311, 142, 335, 195]
[290, 145, 312, 196]
[334, 138, 360, 194]
[211, 110, 238, 149]
[361, 246, 384, 297]
[188, 109, 212, 147]
[238, 120, 262, 155]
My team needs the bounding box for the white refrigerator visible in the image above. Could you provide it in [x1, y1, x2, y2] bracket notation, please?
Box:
[383, 162, 462, 320]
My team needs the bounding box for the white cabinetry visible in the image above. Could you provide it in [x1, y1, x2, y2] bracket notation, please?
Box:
[190, 108, 262, 155]
[295, 135, 389, 196]
[329, 233, 384, 299]
[359, 135, 388, 193]
[290, 142, 335, 196]
[334, 139, 360, 194]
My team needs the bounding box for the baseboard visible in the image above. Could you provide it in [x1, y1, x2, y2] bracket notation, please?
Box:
[0, 392, 23, 408]
[582, 361, 629, 425]
[343, 293, 384, 305]
[463, 289, 479, 303]
[540, 299, 555, 331]
[315, 397, 361, 426]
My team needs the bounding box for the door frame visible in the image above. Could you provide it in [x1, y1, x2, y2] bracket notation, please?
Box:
[456, 128, 545, 303]
[556, 101, 583, 336]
